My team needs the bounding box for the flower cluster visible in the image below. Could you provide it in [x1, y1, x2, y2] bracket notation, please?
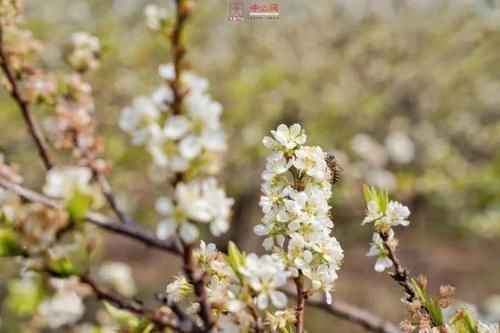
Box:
[165, 241, 289, 332]
[255, 124, 344, 304]
[68, 32, 101, 72]
[155, 177, 233, 243]
[120, 63, 227, 175]
[361, 185, 410, 272]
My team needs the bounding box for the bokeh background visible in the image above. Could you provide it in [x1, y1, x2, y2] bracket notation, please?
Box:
[1, 0, 500, 332]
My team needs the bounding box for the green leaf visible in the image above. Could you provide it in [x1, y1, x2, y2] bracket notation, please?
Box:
[0, 228, 24, 257]
[104, 302, 139, 327]
[411, 279, 443, 326]
[49, 257, 77, 277]
[225, 241, 246, 277]
[65, 190, 91, 222]
[450, 309, 478, 333]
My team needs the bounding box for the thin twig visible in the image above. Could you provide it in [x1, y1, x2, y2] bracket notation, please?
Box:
[285, 290, 401, 333]
[46, 269, 194, 332]
[168, 1, 216, 331]
[182, 243, 215, 332]
[294, 276, 307, 333]
[379, 232, 416, 302]
[0, 177, 183, 256]
[95, 172, 133, 224]
[1, 26, 135, 228]
[0, 27, 54, 170]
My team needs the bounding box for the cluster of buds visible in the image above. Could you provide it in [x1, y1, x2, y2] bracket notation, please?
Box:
[255, 124, 344, 304]
[44, 33, 108, 171]
[361, 185, 410, 272]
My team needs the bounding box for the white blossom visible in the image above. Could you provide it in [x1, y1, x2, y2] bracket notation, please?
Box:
[155, 178, 233, 243]
[257, 124, 343, 304]
[119, 97, 161, 145]
[144, 4, 171, 30]
[263, 123, 306, 151]
[240, 254, 289, 310]
[366, 231, 394, 272]
[43, 166, 101, 206]
[68, 32, 100, 71]
[98, 262, 136, 297]
[120, 64, 227, 173]
[38, 291, 85, 329]
[384, 131, 415, 165]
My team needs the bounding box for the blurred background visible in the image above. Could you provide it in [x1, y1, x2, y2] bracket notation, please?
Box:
[1, 0, 500, 332]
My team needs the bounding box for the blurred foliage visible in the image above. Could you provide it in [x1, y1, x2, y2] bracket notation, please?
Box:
[1, 0, 500, 332]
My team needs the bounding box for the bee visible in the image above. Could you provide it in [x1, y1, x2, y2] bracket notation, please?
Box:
[326, 153, 343, 185]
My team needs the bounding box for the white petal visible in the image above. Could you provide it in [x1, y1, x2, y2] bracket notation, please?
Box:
[156, 218, 177, 240]
[155, 197, 174, 215]
[180, 223, 199, 243]
[270, 291, 287, 308]
[179, 135, 202, 160]
[256, 293, 269, 310]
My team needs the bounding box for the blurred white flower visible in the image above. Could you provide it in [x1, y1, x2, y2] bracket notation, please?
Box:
[365, 168, 397, 191]
[384, 131, 415, 165]
[68, 32, 100, 71]
[351, 133, 388, 167]
[38, 291, 85, 329]
[144, 4, 170, 30]
[43, 166, 101, 207]
[155, 178, 233, 243]
[98, 262, 136, 297]
[120, 97, 161, 145]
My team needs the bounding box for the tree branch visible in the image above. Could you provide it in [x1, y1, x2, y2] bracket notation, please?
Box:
[0, 27, 54, 170]
[46, 269, 195, 333]
[379, 232, 416, 302]
[285, 290, 400, 333]
[182, 243, 215, 332]
[0, 177, 183, 256]
[294, 276, 307, 333]
[95, 172, 133, 225]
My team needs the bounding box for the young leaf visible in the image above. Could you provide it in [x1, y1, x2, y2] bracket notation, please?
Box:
[65, 190, 91, 222]
[0, 228, 24, 257]
[104, 301, 140, 327]
[49, 257, 78, 277]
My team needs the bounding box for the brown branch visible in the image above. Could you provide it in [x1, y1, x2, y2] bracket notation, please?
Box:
[285, 290, 400, 333]
[294, 276, 307, 333]
[379, 232, 416, 302]
[0, 27, 54, 170]
[45, 269, 195, 333]
[0, 177, 183, 256]
[95, 172, 133, 225]
[167, 2, 215, 332]
[182, 243, 215, 333]
[170, 0, 190, 115]
[0, 25, 135, 229]
[248, 303, 264, 333]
